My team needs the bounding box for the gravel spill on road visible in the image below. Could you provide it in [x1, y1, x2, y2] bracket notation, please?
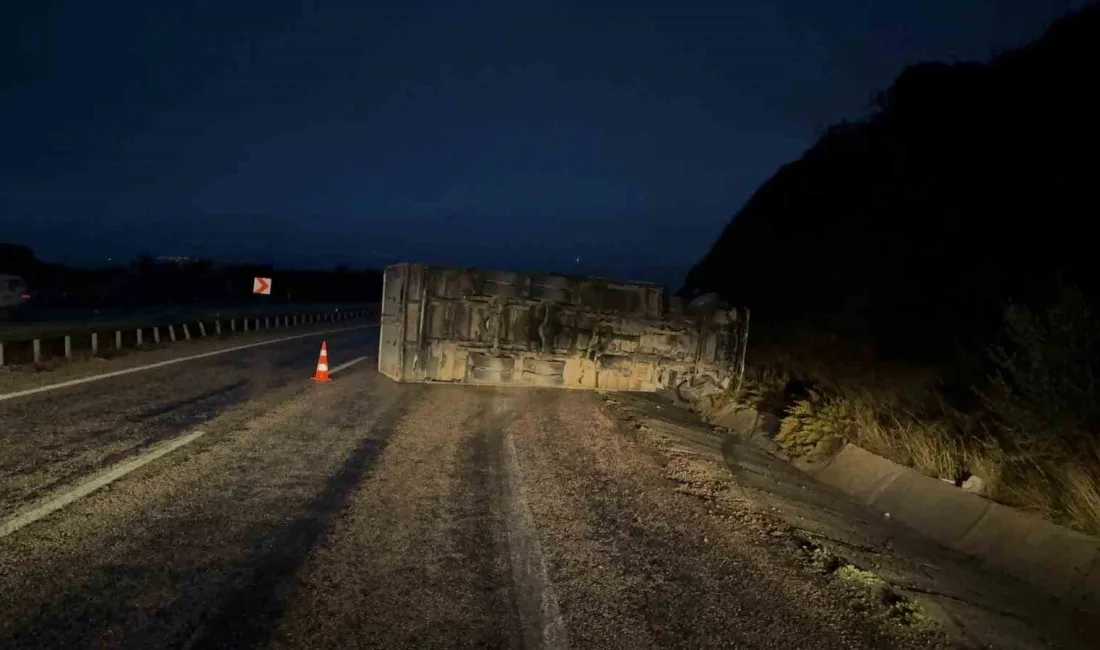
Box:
[7, 368, 1084, 648]
[507, 389, 949, 650]
[272, 385, 523, 649]
[609, 393, 1100, 650]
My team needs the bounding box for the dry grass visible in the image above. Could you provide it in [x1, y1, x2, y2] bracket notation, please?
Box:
[769, 386, 1100, 536]
[714, 288, 1100, 536]
[749, 288, 1100, 537]
[775, 390, 968, 482]
[1062, 458, 1100, 534]
[761, 294, 1100, 538]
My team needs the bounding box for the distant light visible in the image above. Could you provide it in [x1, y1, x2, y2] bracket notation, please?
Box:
[21, 293, 31, 301]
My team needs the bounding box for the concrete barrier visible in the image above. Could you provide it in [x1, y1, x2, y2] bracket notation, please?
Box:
[813, 442, 907, 505]
[810, 443, 1100, 613]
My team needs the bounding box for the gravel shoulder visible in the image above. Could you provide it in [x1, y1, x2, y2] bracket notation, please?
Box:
[604, 391, 1100, 649]
[508, 389, 949, 650]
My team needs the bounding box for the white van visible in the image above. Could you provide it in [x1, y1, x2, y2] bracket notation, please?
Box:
[0, 274, 30, 319]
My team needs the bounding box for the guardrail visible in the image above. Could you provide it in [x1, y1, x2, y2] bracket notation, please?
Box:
[0, 304, 380, 368]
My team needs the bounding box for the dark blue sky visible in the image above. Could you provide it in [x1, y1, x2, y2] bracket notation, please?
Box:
[0, 0, 1086, 288]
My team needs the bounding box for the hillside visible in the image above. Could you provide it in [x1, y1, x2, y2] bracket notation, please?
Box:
[681, 4, 1100, 535]
[683, 3, 1099, 380]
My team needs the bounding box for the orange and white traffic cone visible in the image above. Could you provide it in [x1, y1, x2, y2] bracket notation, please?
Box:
[313, 341, 332, 382]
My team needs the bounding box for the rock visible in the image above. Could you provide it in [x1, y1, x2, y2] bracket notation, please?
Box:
[962, 474, 987, 495]
[712, 406, 781, 439]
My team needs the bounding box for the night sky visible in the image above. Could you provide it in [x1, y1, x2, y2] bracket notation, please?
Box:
[1, 0, 1086, 288]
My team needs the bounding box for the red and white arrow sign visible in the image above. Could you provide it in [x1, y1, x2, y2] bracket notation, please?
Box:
[253, 277, 272, 295]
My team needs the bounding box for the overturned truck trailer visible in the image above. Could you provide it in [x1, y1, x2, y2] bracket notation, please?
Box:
[378, 263, 747, 392]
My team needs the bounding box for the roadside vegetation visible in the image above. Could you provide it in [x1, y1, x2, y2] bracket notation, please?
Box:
[741, 286, 1100, 536]
[682, 6, 1100, 538]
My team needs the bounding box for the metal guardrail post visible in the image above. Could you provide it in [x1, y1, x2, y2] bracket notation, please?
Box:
[0, 343, 4, 367]
[115, 330, 122, 350]
[91, 333, 98, 356]
[153, 327, 161, 344]
[64, 336, 72, 360]
[198, 322, 207, 337]
[215, 320, 222, 335]
[169, 325, 177, 342]
[33, 339, 41, 364]
[182, 324, 191, 341]
[137, 328, 143, 346]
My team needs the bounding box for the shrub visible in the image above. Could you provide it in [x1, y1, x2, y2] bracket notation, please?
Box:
[752, 285, 1100, 535]
[984, 286, 1100, 457]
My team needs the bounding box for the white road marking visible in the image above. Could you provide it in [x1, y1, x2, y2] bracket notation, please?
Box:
[329, 355, 372, 375]
[0, 429, 207, 539]
[0, 323, 379, 403]
[0, 334, 377, 538]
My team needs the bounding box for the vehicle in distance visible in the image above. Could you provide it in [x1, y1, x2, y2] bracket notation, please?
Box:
[0, 274, 30, 320]
[378, 263, 747, 393]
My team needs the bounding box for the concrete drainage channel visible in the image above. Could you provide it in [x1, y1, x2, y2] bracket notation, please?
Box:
[810, 442, 1100, 613]
[0, 306, 379, 368]
[706, 402, 1100, 616]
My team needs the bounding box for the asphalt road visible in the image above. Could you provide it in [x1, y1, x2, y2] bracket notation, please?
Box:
[0, 328, 1094, 649]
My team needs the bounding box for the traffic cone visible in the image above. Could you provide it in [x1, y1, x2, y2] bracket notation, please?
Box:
[313, 341, 332, 382]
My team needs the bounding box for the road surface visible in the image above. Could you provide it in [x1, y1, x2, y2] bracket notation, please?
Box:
[0, 326, 1095, 648]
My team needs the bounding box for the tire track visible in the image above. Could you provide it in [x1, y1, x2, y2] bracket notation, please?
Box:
[180, 389, 417, 650]
[272, 386, 525, 649]
[496, 390, 570, 650]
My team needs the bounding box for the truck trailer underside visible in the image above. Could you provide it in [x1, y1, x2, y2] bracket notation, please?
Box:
[377, 263, 747, 393]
